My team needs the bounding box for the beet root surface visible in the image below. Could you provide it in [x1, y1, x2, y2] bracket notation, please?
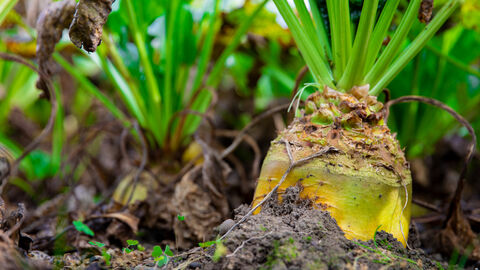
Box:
[252, 88, 412, 246]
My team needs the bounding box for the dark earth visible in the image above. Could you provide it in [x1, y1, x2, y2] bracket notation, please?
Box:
[172, 187, 467, 270]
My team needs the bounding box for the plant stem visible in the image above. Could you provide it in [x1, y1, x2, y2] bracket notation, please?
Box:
[93, 48, 147, 126]
[273, 0, 334, 88]
[370, 0, 461, 95]
[365, 0, 422, 87]
[125, 0, 163, 144]
[337, 0, 352, 76]
[364, 0, 401, 74]
[190, 0, 221, 96]
[308, 0, 332, 60]
[207, 0, 272, 87]
[294, 0, 329, 62]
[337, 0, 379, 90]
[164, 0, 182, 139]
[53, 53, 131, 129]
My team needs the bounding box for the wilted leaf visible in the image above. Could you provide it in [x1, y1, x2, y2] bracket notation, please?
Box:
[98, 212, 139, 233]
[69, 0, 115, 52]
[35, 0, 76, 99]
[418, 0, 433, 23]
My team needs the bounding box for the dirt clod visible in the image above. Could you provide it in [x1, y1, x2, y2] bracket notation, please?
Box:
[180, 187, 447, 269]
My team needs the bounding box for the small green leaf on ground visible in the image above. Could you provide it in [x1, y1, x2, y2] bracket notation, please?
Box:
[88, 241, 105, 248]
[102, 249, 111, 266]
[152, 245, 163, 258]
[164, 245, 174, 256]
[127, 239, 139, 246]
[73, 220, 94, 236]
[199, 240, 217, 248]
[156, 255, 168, 267]
[213, 241, 227, 262]
[177, 215, 185, 221]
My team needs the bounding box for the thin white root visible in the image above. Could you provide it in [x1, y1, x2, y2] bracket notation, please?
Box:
[399, 183, 411, 250]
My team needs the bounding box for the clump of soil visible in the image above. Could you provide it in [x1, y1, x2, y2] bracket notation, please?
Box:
[179, 187, 445, 269]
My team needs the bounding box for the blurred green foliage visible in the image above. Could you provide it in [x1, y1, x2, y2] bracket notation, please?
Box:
[0, 0, 479, 197]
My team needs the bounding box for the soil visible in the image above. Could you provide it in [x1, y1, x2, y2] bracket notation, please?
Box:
[173, 187, 453, 270]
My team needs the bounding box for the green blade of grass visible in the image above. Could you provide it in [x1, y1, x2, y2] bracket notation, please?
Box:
[426, 44, 480, 78]
[124, 0, 163, 144]
[0, 66, 31, 124]
[370, 0, 461, 95]
[271, 0, 334, 88]
[206, 0, 276, 88]
[363, 0, 401, 74]
[164, 0, 182, 139]
[190, 0, 221, 96]
[0, 0, 18, 25]
[52, 83, 64, 173]
[364, 0, 422, 86]
[0, 131, 35, 180]
[53, 53, 131, 128]
[91, 51, 147, 126]
[102, 32, 138, 90]
[337, 0, 379, 90]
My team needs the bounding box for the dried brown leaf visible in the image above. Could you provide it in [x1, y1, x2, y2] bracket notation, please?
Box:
[35, 0, 76, 98]
[172, 174, 224, 248]
[100, 212, 139, 233]
[419, 0, 434, 23]
[439, 208, 480, 260]
[69, 0, 115, 52]
[0, 231, 33, 270]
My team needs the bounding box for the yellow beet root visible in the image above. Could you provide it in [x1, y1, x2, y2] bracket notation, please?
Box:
[252, 88, 412, 246]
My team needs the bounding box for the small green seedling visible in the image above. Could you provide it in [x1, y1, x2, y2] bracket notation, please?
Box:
[127, 239, 139, 246]
[177, 215, 185, 221]
[73, 220, 94, 236]
[89, 241, 105, 248]
[198, 240, 218, 248]
[88, 241, 111, 266]
[123, 239, 145, 253]
[198, 239, 227, 262]
[152, 245, 174, 268]
[213, 241, 227, 262]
